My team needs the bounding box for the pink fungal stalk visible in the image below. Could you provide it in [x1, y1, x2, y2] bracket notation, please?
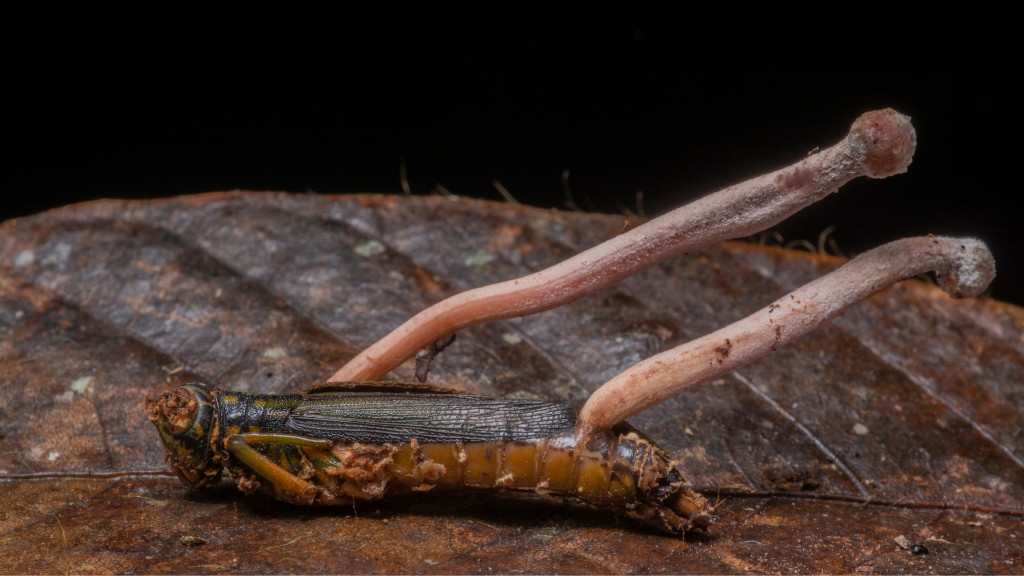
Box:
[578, 236, 996, 433]
[330, 109, 918, 383]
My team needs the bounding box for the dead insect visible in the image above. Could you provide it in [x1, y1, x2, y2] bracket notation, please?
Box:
[147, 381, 715, 534]
[148, 109, 996, 534]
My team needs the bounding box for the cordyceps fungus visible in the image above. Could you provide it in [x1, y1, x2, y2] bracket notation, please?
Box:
[329, 109, 918, 384]
[578, 236, 994, 432]
[324, 108, 990, 436]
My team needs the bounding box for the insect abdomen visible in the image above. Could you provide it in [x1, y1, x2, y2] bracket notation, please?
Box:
[386, 434, 585, 492]
[209, 386, 713, 532]
[267, 425, 711, 532]
[285, 434, 586, 500]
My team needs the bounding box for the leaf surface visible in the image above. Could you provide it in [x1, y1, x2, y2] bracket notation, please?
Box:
[1, 193, 1022, 574]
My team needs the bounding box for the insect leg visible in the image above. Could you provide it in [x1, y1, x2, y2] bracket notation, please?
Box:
[226, 434, 317, 504]
[237, 432, 332, 448]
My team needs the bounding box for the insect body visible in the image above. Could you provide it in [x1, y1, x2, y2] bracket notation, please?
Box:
[147, 382, 715, 534]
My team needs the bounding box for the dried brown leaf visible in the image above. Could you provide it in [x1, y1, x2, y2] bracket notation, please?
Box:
[1, 193, 1022, 574]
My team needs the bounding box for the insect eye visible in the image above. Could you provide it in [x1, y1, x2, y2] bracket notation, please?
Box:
[152, 386, 199, 435]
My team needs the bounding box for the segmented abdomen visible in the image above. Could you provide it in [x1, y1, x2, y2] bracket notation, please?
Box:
[247, 424, 710, 533]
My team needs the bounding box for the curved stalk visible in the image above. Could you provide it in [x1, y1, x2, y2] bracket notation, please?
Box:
[330, 109, 917, 382]
[578, 236, 995, 432]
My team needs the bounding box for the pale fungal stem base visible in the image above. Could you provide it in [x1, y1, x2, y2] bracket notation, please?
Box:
[330, 109, 917, 382]
[578, 236, 996, 433]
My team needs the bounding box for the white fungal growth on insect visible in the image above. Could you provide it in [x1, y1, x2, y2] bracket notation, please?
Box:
[330, 109, 918, 383]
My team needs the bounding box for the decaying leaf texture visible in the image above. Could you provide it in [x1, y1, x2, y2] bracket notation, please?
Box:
[1, 193, 1022, 574]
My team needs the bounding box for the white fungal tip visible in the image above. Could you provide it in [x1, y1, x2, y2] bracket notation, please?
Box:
[935, 238, 995, 299]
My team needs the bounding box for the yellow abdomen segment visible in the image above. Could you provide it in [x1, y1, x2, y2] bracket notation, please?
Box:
[360, 432, 637, 506]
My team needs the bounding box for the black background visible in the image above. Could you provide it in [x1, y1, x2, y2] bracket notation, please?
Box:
[4, 6, 1020, 305]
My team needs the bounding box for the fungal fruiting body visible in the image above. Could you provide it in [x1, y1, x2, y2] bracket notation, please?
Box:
[330, 109, 918, 385]
[579, 236, 995, 431]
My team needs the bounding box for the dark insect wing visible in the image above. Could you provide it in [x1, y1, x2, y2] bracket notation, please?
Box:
[286, 392, 577, 443]
[303, 380, 472, 395]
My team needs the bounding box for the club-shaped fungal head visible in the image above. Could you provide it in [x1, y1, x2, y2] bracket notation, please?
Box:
[146, 382, 222, 488]
[849, 108, 917, 178]
[934, 237, 996, 299]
